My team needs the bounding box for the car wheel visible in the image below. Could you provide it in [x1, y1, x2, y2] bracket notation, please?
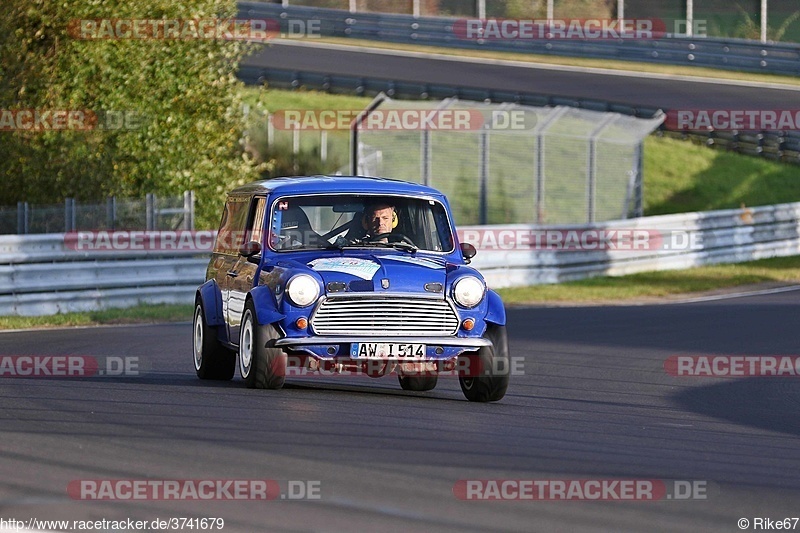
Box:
[398, 374, 438, 391]
[240, 301, 286, 390]
[193, 301, 235, 380]
[458, 324, 510, 402]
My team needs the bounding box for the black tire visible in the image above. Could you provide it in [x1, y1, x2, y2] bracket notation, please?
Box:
[398, 374, 438, 391]
[193, 301, 235, 380]
[239, 301, 286, 390]
[458, 324, 510, 402]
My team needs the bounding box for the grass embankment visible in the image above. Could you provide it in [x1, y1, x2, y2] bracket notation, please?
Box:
[496, 256, 800, 305]
[0, 304, 193, 331]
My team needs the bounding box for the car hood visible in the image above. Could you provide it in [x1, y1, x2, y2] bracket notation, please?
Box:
[306, 253, 448, 295]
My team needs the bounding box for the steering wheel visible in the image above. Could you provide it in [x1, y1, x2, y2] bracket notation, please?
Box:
[364, 232, 417, 247]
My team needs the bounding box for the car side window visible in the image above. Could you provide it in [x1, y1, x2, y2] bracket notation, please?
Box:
[214, 196, 251, 255]
[247, 197, 267, 247]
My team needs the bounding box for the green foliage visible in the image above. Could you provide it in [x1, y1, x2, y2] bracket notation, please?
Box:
[731, 4, 800, 41]
[503, 0, 546, 18]
[255, 140, 345, 179]
[552, 0, 613, 19]
[643, 135, 800, 215]
[0, 0, 263, 227]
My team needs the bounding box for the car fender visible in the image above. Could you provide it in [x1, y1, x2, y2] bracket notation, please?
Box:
[248, 285, 286, 326]
[484, 289, 506, 326]
[197, 280, 224, 327]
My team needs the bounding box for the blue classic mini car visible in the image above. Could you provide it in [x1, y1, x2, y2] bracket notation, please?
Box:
[193, 176, 509, 402]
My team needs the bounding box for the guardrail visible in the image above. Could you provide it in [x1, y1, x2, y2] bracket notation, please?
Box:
[465, 202, 800, 287]
[2, 202, 799, 315]
[238, 2, 800, 76]
[0, 233, 209, 316]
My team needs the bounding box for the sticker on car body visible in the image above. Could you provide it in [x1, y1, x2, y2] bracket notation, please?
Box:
[308, 257, 381, 280]
[375, 255, 445, 269]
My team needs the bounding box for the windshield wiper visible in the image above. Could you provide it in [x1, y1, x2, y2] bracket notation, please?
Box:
[386, 242, 417, 253]
[324, 239, 417, 253]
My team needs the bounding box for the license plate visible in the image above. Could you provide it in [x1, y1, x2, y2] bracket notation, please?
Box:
[350, 343, 426, 359]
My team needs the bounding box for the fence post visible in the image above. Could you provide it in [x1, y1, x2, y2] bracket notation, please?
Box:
[420, 129, 431, 186]
[321, 130, 328, 162]
[587, 141, 597, 223]
[106, 196, 117, 230]
[292, 126, 300, 155]
[267, 113, 274, 146]
[146, 193, 156, 231]
[479, 128, 489, 225]
[587, 114, 617, 224]
[634, 142, 644, 218]
[184, 190, 195, 230]
[64, 198, 76, 232]
[17, 202, 29, 235]
[351, 93, 388, 175]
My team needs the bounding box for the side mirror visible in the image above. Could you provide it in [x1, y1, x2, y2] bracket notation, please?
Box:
[239, 241, 262, 264]
[460, 242, 477, 263]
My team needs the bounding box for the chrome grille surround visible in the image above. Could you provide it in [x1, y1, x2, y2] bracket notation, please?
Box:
[310, 294, 459, 336]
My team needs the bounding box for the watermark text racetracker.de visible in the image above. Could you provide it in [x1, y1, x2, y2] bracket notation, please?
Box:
[665, 109, 800, 131]
[453, 18, 667, 40]
[456, 228, 702, 252]
[280, 353, 525, 378]
[0, 356, 140, 378]
[67, 18, 322, 41]
[665, 355, 800, 377]
[65, 231, 216, 252]
[0, 109, 144, 131]
[64, 229, 703, 253]
[453, 479, 710, 501]
[272, 108, 536, 131]
[68, 479, 321, 501]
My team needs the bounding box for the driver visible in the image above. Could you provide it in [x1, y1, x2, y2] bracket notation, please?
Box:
[362, 202, 397, 242]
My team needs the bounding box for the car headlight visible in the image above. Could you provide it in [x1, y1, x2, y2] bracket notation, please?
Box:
[453, 276, 485, 308]
[286, 275, 320, 307]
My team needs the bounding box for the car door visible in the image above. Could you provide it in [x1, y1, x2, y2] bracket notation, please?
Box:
[226, 196, 267, 344]
[210, 195, 251, 344]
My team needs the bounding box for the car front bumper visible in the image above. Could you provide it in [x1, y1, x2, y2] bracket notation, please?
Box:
[273, 336, 490, 359]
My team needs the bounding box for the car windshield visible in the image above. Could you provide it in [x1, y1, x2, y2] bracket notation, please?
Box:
[268, 194, 454, 253]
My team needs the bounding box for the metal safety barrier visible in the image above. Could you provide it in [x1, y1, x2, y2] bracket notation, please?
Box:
[464, 202, 800, 288]
[2, 201, 800, 315]
[0, 233, 210, 316]
[238, 3, 800, 76]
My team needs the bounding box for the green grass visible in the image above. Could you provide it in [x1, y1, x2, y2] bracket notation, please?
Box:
[644, 135, 800, 214]
[0, 304, 193, 330]
[496, 255, 800, 304]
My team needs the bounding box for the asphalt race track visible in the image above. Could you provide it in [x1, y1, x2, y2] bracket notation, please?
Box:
[242, 42, 800, 111]
[1, 290, 798, 532]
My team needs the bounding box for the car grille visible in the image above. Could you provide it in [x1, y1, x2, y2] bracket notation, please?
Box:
[311, 297, 459, 336]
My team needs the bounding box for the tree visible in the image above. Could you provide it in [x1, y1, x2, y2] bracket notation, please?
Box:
[0, 0, 263, 227]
